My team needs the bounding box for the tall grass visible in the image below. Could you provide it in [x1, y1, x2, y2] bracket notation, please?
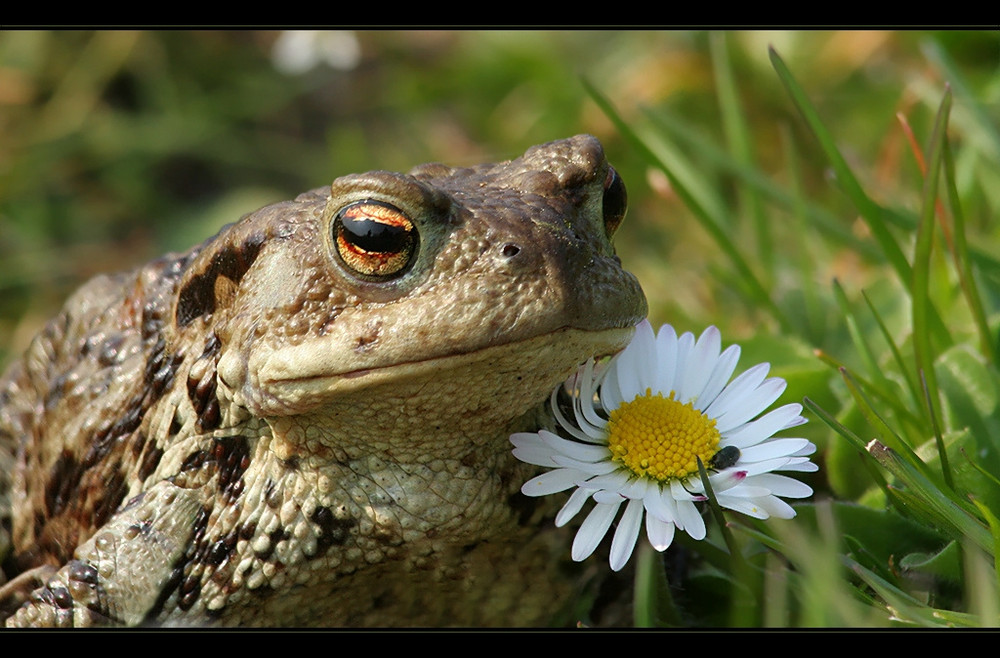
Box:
[2, 30, 999, 627]
[594, 32, 1000, 627]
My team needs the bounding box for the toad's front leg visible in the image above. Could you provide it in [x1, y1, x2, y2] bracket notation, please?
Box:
[5, 481, 205, 627]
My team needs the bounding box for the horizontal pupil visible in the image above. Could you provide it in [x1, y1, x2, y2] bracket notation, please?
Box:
[341, 216, 410, 253]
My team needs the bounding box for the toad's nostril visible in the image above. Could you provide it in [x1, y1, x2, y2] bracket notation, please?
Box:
[501, 243, 522, 258]
[602, 166, 627, 238]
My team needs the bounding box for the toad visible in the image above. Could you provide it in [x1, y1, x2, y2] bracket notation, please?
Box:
[0, 135, 646, 626]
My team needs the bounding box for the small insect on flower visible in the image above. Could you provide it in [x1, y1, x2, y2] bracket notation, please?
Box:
[511, 320, 817, 572]
[708, 445, 742, 471]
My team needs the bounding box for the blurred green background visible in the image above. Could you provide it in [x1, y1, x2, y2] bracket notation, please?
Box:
[4, 29, 1000, 627]
[0, 30, 992, 362]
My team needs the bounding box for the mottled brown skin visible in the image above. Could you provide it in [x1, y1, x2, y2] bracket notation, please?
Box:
[0, 135, 646, 626]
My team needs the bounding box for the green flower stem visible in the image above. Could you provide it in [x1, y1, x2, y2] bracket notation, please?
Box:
[633, 541, 680, 627]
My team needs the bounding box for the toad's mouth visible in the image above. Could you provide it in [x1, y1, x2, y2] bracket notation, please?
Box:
[251, 326, 635, 416]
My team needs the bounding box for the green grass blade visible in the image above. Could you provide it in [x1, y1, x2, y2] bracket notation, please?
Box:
[584, 79, 791, 332]
[710, 31, 772, 275]
[840, 367, 929, 473]
[862, 289, 924, 414]
[912, 87, 952, 427]
[943, 131, 996, 362]
[921, 38, 1000, 164]
[867, 440, 992, 556]
[769, 47, 911, 284]
[646, 107, 881, 262]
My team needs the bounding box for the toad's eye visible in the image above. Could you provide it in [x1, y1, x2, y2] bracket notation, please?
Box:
[332, 200, 418, 279]
[602, 166, 627, 238]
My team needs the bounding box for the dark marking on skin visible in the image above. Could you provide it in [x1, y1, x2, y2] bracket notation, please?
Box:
[187, 335, 223, 433]
[81, 402, 136, 470]
[214, 436, 251, 502]
[131, 431, 147, 458]
[141, 303, 164, 344]
[177, 573, 201, 611]
[264, 479, 279, 509]
[200, 332, 222, 361]
[207, 532, 238, 567]
[137, 442, 164, 482]
[43, 373, 71, 412]
[93, 466, 129, 528]
[310, 506, 356, 556]
[168, 413, 183, 437]
[180, 449, 209, 473]
[44, 451, 83, 517]
[353, 323, 382, 353]
[95, 333, 127, 368]
[239, 521, 257, 541]
[175, 234, 266, 327]
[192, 507, 210, 546]
[168, 505, 213, 614]
[199, 398, 221, 432]
[148, 350, 184, 398]
[68, 560, 99, 586]
[145, 564, 185, 623]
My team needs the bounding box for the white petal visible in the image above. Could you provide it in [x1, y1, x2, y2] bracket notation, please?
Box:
[610, 498, 645, 571]
[632, 320, 660, 394]
[718, 483, 773, 498]
[740, 438, 812, 463]
[717, 495, 771, 519]
[593, 489, 627, 505]
[614, 323, 651, 402]
[740, 457, 794, 477]
[748, 473, 814, 498]
[645, 513, 676, 551]
[783, 414, 809, 430]
[652, 324, 680, 396]
[510, 435, 559, 467]
[704, 362, 770, 419]
[552, 454, 619, 475]
[695, 344, 741, 411]
[722, 403, 805, 449]
[552, 386, 606, 443]
[600, 362, 625, 412]
[618, 476, 651, 500]
[582, 470, 631, 492]
[673, 332, 697, 402]
[755, 495, 797, 519]
[706, 468, 748, 493]
[670, 477, 706, 501]
[676, 499, 706, 539]
[539, 431, 611, 463]
[643, 487, 677, 524]
[780, 458, 820, 473]
[572, 500, 621, 561]
[577, 360, 610, 431]
[714, 377, 787, 433]
[521, 468, 585, 496]
[556, 487, 594, 527]
[678, 326, 721, 403]
[791, 441, 818, 457]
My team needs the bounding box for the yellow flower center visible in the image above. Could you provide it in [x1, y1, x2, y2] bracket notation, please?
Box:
[606, 389, 721, 482]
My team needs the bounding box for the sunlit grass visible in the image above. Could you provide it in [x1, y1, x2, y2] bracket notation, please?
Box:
[599, 33, 1000, 627]
[3, 30, 1000, 627]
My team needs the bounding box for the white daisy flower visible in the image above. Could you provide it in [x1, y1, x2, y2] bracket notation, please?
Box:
[511, 320, 817, 572]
